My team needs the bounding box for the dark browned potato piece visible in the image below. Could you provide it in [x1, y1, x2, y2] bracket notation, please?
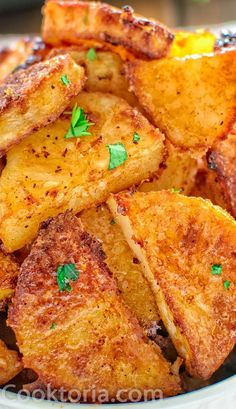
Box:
[42, 0, 174, 59]
[208, 128, 236, 218]
[126, 49, 236, 155]
[0, 55, 85, 156]
[8, 212, 181, 401]
[108, 191, 236, 380]
[0, 251, 19, 309]
[0, 340, 23, 385]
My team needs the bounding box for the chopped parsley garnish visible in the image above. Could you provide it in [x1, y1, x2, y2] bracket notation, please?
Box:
[61, 74, 70, 86]
[106, 143, 128, 170]
[110, 219, 116, 225]
[56, 263, 80, 292]
[133, 132, 141, 144]
[50, 323, 57, 330]
[87, 48, 97, 61]
[223, 280, 231, 290]
[170, 188, 182, 194]
[211, 264, 222, 276]
[65, 105, 94, 139]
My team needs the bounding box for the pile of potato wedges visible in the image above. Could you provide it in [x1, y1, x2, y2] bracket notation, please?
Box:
[0, 0, 235, 403]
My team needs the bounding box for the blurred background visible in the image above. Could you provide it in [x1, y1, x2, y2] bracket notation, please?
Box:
[0, 0, 235, 34]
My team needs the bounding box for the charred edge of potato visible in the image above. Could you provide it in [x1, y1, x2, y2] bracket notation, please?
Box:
[0, 55, 85, 156]
[42, 0, 174, 60]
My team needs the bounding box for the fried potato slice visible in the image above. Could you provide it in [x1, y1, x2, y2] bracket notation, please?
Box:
[42, 0, 174, 59]
[0, 37, 49, 82]
[0, 251, 19, 308]
[126, 49, 236, 154]
[139, 142, 197, 195]
[80, 204, 160, 328]
[207, 128, 236, 218]
[170, 30, 215, 57]
[48, 46, 139, 106]
[0, 340, 23, 386]
[108, 191, 236, 379]
[8, 212, 181, 400]
[0, 91, 164, 252]
[0, 54, 85, 156]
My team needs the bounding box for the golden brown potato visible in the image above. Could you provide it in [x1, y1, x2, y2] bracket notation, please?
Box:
[42, 0, 174, 59]
[108, 191, 236, 379]
[0, 37, 49, 82]
[80, 204, 160, 328]
[207, 129, 236, 218]
[9, 212, 181, 400]
[0, 251, 19, 308]
[139, 142, 197, 195]
[0, 55, 85, 156]
[126, 49, 236, 154]
[0, 91, 164, 252]
[0, 340, 23, 386]
[170, 30, 215, 57]
[48, 46, 139, 106]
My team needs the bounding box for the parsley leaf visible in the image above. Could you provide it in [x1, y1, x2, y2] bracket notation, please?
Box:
[50, 323, 57, 330]
[223, 280, 231, 290]
[61, 75, 70, 86]
[110, 219, 116, 225]
[56, 263, 80, 292]
[133, 132, 141, 144]
[106, 143, 128, 170]
[65, 105, 94, 139]
[211, 264, 222, 275]
[170, 188, 182, 194]
[87, 48, 97, 61]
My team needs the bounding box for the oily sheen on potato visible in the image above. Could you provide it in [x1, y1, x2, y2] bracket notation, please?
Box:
[80, 204, 160, 328]
[108, 191, 236, 380]
[42, 0, 174, 59]
[126, 49, 236, 154]
[8, 212, 181, 401]
[0, 91, 164, 252]
[0, 55, 85, 156]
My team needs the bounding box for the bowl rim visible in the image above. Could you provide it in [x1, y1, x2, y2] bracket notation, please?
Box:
[0, 374, 235, 409]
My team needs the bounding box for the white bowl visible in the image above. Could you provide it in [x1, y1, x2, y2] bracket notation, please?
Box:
[0, 375, 235, 409]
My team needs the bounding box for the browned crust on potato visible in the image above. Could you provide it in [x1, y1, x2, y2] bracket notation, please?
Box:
[0, 250, 19, 310]
[8, 212, 181, 400]
[42, 0, 174, 59]
[0, 54, 85, 156]
[0, 339, 23, 385]
[126, 50, 236, 153]
[108, 191, 236, 379]
[207, 128, 236, 218]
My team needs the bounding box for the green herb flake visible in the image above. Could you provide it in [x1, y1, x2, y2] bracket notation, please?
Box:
[223, 280, 231, 290]
[87, 48, 97, 61]
[106, 143, 128, 170]
[61, 74, 70, 86]
[170, 188, 182, 194]
[133, 132, 141, 144]
[65, 105, 94, 139]
[56, 263, 80, 292]
[211, 264, 222, 276]
[110, 219, 116, 225]
[50, 323, 57, 330]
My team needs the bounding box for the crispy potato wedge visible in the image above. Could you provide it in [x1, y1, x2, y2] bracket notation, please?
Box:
[42, 0, 174, 59]
[0, 91, 164, 252]
[108, 191, 236, 379]
[0, 251, 19, 308]
[170, 30, 215, 57]
[80, 204, 160, 328]
[139, 142, 197, 195]
[207, 128, 236, 218]
[126, 49, 236, 154]
[48, 46, 139, 106]
[8, 212, 181, 400]
[0, 340, 23, 386]
[0, 55, 85, 156]
[0, 37, 49, 83]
